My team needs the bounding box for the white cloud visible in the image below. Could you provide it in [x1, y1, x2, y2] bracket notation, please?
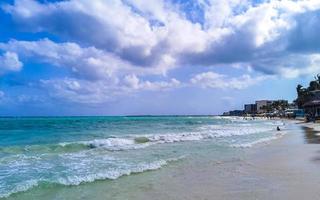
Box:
[0, 39, 139, 80]
[0, 51, 23, 75]
[123, 74, 140, 89]
[0, 0, 228, 72]
[140, 78, 180, 91]
[4, 0, 320, 78]
[191, 71, 267, 90]
[123, 74, 180, 91]
[0, 38, 182, 104]
[40, 75, 180, 104]
[17, 94, 44, 103]
[40, 78, 115, 104]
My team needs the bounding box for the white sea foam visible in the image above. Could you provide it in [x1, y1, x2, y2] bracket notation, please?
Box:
[82, 138, 153, 150]
[58, 122, 278, 151]
[230, 133, 285, 148]
[0, 180, 39, 198]
[198, 125, 274, 137]
[56, 157, 181, 185]
[0, 157, 182, 198]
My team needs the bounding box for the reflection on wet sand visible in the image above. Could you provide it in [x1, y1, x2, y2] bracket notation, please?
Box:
[302, 126, 320, 144]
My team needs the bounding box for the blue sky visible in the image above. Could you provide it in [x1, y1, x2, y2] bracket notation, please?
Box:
[0, 0, 319, 116]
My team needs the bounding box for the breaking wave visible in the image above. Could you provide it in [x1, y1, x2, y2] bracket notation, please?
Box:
[58, 125, 276, 151]
[230, 133, 285, 148]
[0, 157, 182, 198]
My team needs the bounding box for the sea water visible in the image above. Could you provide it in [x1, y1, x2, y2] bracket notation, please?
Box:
[0, 116, 286, 199]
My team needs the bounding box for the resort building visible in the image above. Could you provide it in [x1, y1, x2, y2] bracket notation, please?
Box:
[303, 100, 320, 121]
[303, 90, 320, 121]
[256, 100, 273, 113]
[302, 90, 320, 121]
[244, 104, 257, 114]
[284, 108, 305, 118]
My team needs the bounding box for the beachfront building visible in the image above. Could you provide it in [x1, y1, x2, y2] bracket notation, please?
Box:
[311, 90, 320, 98]
[301, 90, 320, 121]
[244, 104, 257, 114]
[285, 108, 305, 118]
[303, 100, 320, 121]
[256, 100, 273, 113]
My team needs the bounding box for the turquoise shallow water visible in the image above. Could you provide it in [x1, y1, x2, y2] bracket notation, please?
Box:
[0, 116, 285, 199]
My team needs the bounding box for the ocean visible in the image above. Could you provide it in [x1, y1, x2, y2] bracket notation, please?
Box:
[0, 116, 287, 199]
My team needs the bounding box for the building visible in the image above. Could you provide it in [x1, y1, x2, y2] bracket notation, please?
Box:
[310, 90, 320, 99]
[302, 90, 320, 121]
[285, 108, 305, 118]
[256, 100, 273, 113]
[244, 104, 257, 114]
[303, 100, 320, 121]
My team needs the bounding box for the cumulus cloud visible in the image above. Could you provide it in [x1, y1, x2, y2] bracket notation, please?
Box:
[40, 75, 180, 104]
[0, 0, 243, 71]
[2, 0, 185, 73]
[123, 74, 180, 91]
[3, 0, 320, 79]
[40, 78, 114, 104]
[191, 72, 267, 90]
[0, 51, 23, 75]
[0, 39, 143, 80]
[0, 38, 182, 104]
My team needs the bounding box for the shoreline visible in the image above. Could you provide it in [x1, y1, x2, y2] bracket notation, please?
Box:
[120, 120, 320, 200]
[134, 120, 320, 200]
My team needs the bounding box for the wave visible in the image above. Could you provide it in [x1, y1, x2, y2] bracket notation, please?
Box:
[0, 121, 281, 159]
[0, 157, 182, 198]
[230, 133, 285, 148]
[57, 125, 275, 151]
[0, 143, 90, 155]
[0, 180, 39, 199]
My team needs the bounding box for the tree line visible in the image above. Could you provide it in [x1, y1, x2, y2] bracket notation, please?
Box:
[260, 100, 289, 113]
[295, 74, 320, 108]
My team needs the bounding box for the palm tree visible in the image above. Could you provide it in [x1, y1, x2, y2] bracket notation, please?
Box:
[295, 75, 320, 108]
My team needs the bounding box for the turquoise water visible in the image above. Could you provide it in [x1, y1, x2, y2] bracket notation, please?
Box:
[0, 116, 285, 199]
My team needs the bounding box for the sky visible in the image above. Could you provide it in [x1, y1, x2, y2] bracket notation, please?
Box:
[0, 0, 319, 116]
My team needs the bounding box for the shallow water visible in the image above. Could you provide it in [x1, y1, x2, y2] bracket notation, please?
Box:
[0, 116, 287, 199]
